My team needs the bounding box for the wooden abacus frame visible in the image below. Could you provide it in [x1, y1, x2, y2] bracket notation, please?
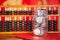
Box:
[0, 5, 60, 34]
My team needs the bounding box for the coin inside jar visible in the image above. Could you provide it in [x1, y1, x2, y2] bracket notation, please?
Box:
[35, 17, 44, 24]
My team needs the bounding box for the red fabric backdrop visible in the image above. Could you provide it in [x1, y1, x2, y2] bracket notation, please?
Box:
[0, 0, 60, 5]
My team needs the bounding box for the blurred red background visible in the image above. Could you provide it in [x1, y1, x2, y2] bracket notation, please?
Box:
[0, 0, 60, 5]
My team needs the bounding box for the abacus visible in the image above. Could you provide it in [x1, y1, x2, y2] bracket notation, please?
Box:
[0, 5, 59, 34]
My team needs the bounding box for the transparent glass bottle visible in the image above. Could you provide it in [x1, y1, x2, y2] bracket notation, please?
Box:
[33, 8, 48, 36]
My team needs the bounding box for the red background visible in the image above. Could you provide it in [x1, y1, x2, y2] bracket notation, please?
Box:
[0, 0, 60, 5]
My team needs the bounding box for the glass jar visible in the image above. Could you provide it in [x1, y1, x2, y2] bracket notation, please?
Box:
[33, 8, 48, 36]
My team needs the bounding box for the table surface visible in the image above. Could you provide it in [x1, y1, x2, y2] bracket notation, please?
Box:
[14, 33, 60, 40]
[0, 33, 60, 40]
